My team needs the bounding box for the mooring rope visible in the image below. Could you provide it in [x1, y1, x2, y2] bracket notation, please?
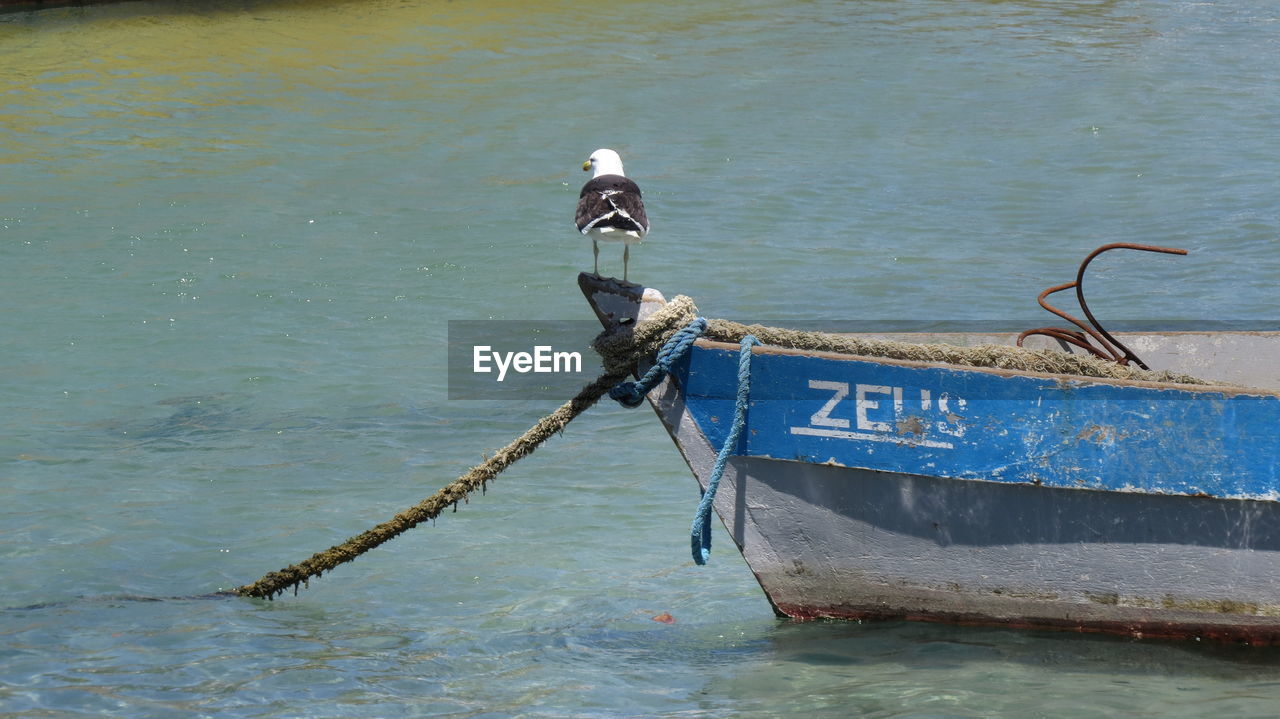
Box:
[236, 296, 703, 600]
[235, 371, 628, 599]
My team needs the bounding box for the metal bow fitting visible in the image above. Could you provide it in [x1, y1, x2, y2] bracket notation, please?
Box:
[1017, 242, 1188, 370]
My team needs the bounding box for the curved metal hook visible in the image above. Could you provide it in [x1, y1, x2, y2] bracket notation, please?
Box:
[1018, 243, 1188, 369]
[1074, 243, 1188, 369]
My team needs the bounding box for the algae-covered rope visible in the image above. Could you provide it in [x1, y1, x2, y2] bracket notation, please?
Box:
[701, 318, 1214, 386]
[235, 371, 628, 599]
[236, 296, 701, 600]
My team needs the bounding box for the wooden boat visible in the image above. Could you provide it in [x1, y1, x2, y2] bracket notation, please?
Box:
[580, 263, 1280, 644]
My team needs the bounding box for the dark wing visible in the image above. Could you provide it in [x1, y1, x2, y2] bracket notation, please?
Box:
[575, 175, 649, 235]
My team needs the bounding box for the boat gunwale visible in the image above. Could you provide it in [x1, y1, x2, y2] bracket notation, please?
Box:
[690, 337, 1280, 398]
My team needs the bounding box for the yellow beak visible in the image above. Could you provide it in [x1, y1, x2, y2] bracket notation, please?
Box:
[582, 160, 591, 171]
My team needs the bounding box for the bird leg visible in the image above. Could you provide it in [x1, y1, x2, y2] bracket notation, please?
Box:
[593, 239, 600, 276]
[623, 244, 629, 282]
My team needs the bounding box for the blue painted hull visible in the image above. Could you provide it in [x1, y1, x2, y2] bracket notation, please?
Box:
[681, 343, 1280, 501]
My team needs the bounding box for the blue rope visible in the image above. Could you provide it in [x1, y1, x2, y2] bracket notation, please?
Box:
[691, 334, 759, 565]
[606, 320, 759, 565]
[608, 317, 708, 408]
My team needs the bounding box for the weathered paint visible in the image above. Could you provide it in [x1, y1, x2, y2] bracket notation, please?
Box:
[677, 342, 1280, 500]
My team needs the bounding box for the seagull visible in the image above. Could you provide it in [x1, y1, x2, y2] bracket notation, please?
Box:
[575, 148, 649, 281]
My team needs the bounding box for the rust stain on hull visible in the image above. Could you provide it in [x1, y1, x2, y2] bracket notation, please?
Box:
[773, 602, 1280, 646]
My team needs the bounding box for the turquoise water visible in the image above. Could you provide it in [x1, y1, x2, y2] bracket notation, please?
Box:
[3, 0, 1280, 715]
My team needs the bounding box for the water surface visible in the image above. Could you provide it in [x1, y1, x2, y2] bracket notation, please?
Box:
[4, 0, 1280, 716]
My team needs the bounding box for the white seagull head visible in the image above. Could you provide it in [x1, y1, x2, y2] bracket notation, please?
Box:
[582, 148, 626, 178]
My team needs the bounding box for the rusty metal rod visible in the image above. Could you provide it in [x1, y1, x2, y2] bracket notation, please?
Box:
[1018, 242, 1188, 369]
[1029, 280, 1125, 362]
[1074, 243, 1189, 370]
[1016, 326, 1115, 361]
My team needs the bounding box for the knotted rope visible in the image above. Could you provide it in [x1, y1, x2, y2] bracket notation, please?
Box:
[608, 317, 707, 407]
